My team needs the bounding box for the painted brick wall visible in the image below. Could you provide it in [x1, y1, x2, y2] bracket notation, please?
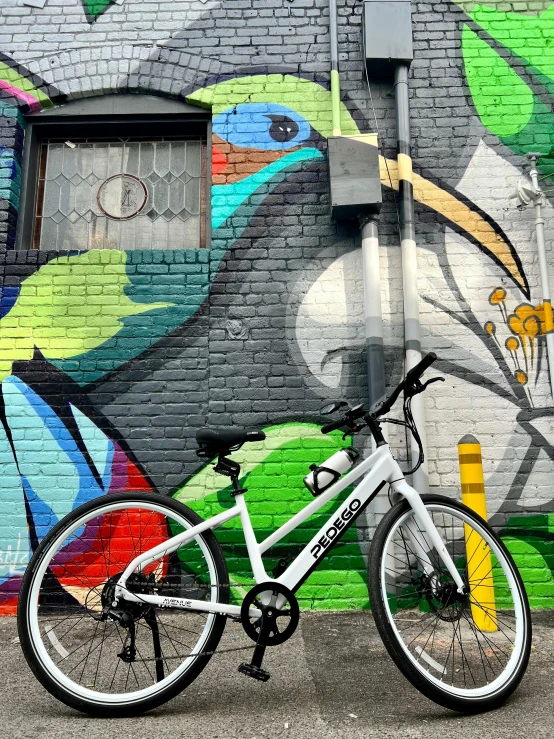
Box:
[1, 0, 554, 611]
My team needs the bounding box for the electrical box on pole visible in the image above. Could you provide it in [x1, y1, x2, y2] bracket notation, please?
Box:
[362, 0, 413, 78]
[328, 133, 382, 221]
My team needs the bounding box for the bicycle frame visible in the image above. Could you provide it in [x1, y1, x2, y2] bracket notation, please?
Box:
[114, 444, 465, 617]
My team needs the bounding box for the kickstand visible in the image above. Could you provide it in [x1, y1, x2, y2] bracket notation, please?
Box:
[144, 608, 165, 682]
[238, 607, 271, 682]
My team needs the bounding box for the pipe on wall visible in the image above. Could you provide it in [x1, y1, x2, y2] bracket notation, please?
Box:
[361, 214, 386, 411]
[329, 0, 342, 137]
[528, 154, 554, 404]
[361, 213, 390, 528]
[394, 63, 429, 494]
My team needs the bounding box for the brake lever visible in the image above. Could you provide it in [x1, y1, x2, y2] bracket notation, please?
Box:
[405, 376, 444, 399]
[342, 420, 365, 440]
[421, 377, 445, 390]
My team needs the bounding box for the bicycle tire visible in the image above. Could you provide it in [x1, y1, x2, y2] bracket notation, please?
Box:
[18, 492, 229, 717]
[368, 494, 531, 713]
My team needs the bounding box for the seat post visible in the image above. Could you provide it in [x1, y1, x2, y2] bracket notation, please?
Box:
[213, 454, 248, 497]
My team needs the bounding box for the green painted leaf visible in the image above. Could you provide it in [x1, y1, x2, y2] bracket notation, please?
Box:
[0, 251, 171, 381]
[82, 0, 115, 21]
[462, 25, 534, 137]
[470, 4, 554, 84]
[462, 6, 554, 175]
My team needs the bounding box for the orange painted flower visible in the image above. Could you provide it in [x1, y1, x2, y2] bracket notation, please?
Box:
[489, 288, 507, 305]
[515, 370, 528, 385]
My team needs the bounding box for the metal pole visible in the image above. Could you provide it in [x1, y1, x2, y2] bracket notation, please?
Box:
[458, 434, 497, 632]
[528, 154, 554, 402]
[394, 63, 429, 494]
[329, 0, 342, 137]
[360, 213, 389, 526]
[361, 214, 386, 410]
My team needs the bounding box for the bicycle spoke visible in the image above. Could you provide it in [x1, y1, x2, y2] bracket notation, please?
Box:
[25, 498, 226, 704]
[377, 502, 526, 697]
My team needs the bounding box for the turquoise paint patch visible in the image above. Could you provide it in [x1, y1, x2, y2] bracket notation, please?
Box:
[70, 404, 113, 491]
[211, 148, 323, 230]
[21, 474, 58, 544]
[0, 100, 25, 127]
[2, 377, 103, 529]
[0, 420, 28, 584]
[51, 252, 211, 385]
[0, 150, 20, 209]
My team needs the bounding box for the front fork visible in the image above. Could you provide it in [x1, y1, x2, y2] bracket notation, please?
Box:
[390, 479, 465, 594]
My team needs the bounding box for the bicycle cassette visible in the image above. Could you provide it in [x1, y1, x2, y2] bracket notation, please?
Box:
[240, 582, 299, 646]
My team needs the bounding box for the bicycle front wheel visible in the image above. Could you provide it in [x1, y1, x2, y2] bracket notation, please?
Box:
[368, 494, 531, 713]
[18, 493, 229, 717]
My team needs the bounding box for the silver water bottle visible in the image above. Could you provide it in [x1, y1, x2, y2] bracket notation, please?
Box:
[303, 447, 359, 496]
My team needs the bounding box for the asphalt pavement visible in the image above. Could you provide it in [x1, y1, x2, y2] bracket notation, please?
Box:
[2, 611, 554, 739]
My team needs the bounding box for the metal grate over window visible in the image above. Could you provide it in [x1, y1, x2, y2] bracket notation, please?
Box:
[34, 137, 207, 250]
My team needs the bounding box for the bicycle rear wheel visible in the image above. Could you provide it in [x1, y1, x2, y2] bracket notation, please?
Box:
[368, 494, 531, 713]
[18, 492, 229, 717]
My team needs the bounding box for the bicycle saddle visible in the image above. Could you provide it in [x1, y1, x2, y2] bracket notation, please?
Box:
[196, 427, 266, 453]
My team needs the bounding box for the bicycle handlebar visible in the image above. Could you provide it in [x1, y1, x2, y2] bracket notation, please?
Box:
[321, 418, 347, 435]
[320, 352, 438, 434]
[405, 351, 437, 385]
[371, 352, 437, 419]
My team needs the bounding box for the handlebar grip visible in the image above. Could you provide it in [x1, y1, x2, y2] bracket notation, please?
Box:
[405, 352, 437, 383]
[321, 418, 346, 434]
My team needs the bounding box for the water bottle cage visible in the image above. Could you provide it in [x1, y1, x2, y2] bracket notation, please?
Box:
[308, 465, 342, 497]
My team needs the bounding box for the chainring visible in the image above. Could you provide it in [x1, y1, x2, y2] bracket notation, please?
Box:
[240, 582, 299, 646]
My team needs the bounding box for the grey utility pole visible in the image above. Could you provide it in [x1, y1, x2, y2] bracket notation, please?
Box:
[394, 63, 429, 494]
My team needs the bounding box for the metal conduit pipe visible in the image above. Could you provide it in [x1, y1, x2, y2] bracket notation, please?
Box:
[329, 0, 342, 137]
[528, 155, 554, 402]
[360, 214, 387, 411]
[361, 213, 390, 527]
[394, 63, 429, 494]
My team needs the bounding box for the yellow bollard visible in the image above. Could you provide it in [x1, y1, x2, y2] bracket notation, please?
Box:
[458, 434, 497, 632]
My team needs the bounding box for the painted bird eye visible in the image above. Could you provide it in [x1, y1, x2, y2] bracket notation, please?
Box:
[212, 103, 312, 150]
[266, 115, 299, 143]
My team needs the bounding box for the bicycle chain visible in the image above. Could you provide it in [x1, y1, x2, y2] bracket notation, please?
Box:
[117, 579, 276, 661]
[131, 643, 254, 662]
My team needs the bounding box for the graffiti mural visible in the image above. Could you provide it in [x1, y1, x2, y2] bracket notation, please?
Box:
[0, 356, 153, 613]
[1, 1, 554, 612]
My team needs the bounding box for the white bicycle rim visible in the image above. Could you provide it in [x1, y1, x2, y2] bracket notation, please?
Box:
[379, 502, 527, 700]
[26, 499, 221, 706]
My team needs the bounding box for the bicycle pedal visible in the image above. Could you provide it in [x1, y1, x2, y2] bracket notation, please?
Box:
[238, 662, 270, 682]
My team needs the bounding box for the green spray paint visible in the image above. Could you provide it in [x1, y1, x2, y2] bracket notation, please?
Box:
[81, 0, 115, 21]
[500, 513, 554, 609]
[0, 250, 171, 380]
[186, 74, 359, 138]
[462, 4, 554, 177]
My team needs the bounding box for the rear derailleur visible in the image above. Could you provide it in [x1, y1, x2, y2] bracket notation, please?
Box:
[98, 572, 165, 680]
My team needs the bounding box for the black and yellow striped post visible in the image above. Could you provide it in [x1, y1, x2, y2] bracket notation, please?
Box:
[458, 435, 497, 632]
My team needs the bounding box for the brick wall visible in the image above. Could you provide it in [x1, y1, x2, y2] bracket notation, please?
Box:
[1, 0, 554, 610]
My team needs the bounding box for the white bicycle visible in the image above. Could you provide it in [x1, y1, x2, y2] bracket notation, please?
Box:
[18, 353, 531, 716]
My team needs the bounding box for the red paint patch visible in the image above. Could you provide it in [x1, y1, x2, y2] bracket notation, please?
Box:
[212, 145, 228, 176]
[52, 508, 169, 591]
[0, 599, 17, 616]
[126, 459, 152, 492]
